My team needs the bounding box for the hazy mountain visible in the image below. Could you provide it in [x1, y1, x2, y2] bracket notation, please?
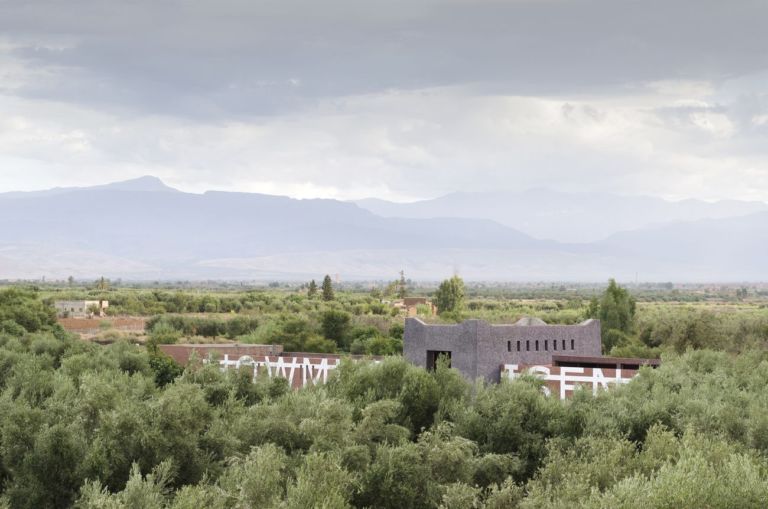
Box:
[594, 211, 768, 280]
[0, 177, 554, 279]
[354, 189, 768, 242]
[0, 178, 765, 281]
[0, 175, 179, 199]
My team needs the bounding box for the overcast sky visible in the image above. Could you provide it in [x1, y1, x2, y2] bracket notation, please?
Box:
[1, 0, 767, 202]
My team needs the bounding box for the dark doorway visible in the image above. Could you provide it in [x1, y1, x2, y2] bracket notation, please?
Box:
[426, 350, 452, 371]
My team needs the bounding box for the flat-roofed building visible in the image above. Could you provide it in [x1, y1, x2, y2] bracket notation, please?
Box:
[404, 316, 602, 382]
[54, 300, 109, 318]
[392, 297, 437, 317]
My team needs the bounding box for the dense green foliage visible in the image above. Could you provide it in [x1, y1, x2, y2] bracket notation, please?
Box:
[1, 289, 768, 507]
[0, 288, 60, 335]
[145, 315, 260, 341]
[307, 279, 318, 299]
[435, 276, 465, 317]
[135, 295, 402, 355]
[30, 279, 768, 359]
[585, 279, 637, 352]
[321, 310, 352, 349]
[597, 279, 637, 334]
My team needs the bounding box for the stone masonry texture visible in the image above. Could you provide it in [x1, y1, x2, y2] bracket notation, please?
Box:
[404, 317, 602, 382]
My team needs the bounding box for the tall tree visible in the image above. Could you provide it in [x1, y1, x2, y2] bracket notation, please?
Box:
[321, 275, 335, 301]
[307, 279, 318, 299]
[397, 270, 408, 299]
[95, 276, 110, 291]
[384, 280, 399, 298]
[596, 278, 636, 334]
[587, 279, 636, 352]
[435, 275, 465, 316]
[320, 310, 351, 347]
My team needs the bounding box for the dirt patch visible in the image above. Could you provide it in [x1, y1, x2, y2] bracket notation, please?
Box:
[58, 317, 147, 334]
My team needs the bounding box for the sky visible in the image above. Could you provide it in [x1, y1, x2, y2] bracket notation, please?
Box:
[1, 0, 767, 202]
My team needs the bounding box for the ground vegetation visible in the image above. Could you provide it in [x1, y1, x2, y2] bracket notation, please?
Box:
[0, 288, 768, 507]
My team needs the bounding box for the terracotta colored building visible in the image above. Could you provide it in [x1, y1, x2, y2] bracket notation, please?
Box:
[392, 297, 437, 317]
[159, 343, 283, 365]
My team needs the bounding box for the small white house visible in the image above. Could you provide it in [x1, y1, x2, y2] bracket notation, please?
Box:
[54, 300, 109, 318]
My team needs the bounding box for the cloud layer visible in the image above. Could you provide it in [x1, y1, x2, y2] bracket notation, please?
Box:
[1, 0, 767, 201]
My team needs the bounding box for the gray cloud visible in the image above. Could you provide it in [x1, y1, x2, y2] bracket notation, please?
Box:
[2, 0, 768, 117]
[0, 0, 767, 202]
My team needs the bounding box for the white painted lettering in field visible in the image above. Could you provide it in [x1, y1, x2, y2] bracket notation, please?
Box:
[502, 364, 637, 399]
[217, 355, 341, 387]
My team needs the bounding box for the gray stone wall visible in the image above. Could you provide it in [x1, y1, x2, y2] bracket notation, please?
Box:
[404, 317, 602, 382]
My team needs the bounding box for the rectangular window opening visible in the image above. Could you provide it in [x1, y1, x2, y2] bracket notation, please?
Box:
[507, 341, 511, 352]
[544, 340, 548, 351]
[426, 350, 451, 371]
[526, 340, 530, 351]
[553, 340, 557, 351]
[516, 341, 520, 352]
[562, 339, 566, 350]
[571, 339, 575, 350]
[535, 340, 539, 351]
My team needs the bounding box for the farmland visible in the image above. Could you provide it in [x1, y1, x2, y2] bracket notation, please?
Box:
[40, 280, 768, 358]
[1, 281, 768, 507]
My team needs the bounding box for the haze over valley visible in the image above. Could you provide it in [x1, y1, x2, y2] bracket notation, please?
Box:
[1, 176, 765, 282]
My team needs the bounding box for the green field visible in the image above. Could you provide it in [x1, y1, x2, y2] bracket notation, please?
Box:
[28, 279, 768, 358]
[1, 281, 768, 507]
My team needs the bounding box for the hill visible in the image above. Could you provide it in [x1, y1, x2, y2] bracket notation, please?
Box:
[354, 189, 768, 243]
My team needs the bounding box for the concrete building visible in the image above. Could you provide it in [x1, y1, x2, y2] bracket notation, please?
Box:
[54, 300, 109, 318]
[404, 316, 602, 382]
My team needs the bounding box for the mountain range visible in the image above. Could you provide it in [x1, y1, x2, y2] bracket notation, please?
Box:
[0, 176, 765, 281]
[354, 190, 768, 243]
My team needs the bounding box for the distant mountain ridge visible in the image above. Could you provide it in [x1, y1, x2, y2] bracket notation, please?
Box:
[354, 189, 768, 242]
[0, 176, 179, 199]
[0, 177, 765, 281]
[0, 178, 552, 279]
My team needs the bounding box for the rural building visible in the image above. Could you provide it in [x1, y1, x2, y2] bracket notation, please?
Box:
[392, 297, 437, 317]
[403, 316, 659, 396]
[404, 316, 604, 382]
[54, 300, 109, 318]
[159, 317, 657, 397]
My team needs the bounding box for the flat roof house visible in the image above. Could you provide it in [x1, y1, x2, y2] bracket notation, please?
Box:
[54, 300, 109, 318]
[392, 297, 437, 317]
